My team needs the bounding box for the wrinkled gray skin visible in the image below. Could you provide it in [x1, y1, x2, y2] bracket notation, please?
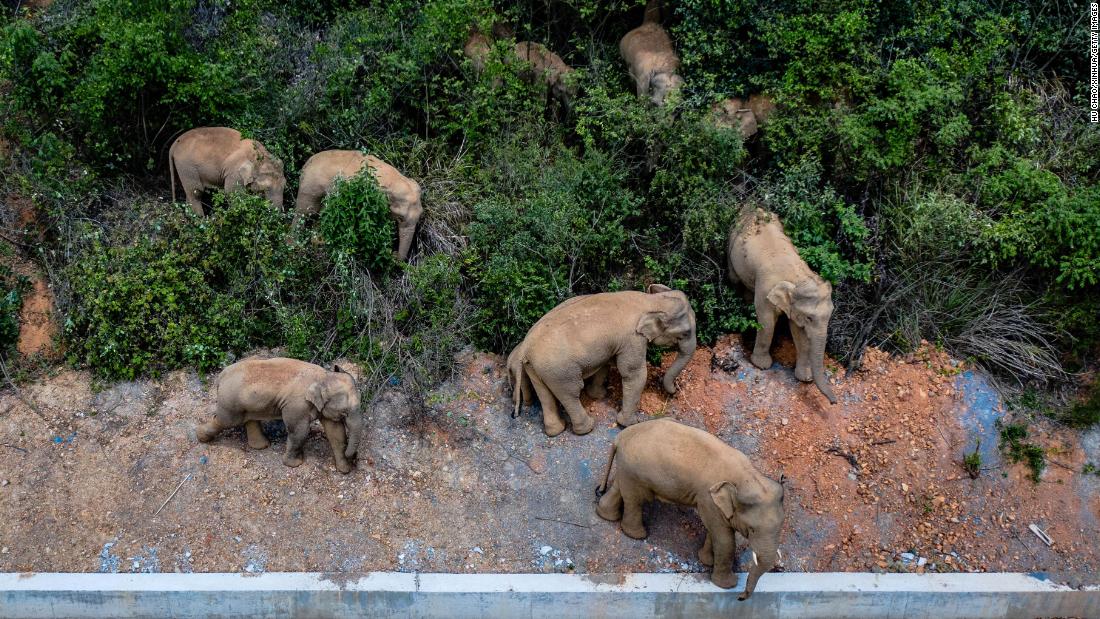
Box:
[195, 358, 363, 474]
[507, 284, 697, 436]
[597, 419, 785, 600]
[728, 208, 837, 404]
[169, 127, 285, 215]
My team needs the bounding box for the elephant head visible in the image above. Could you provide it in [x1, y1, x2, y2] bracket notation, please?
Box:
[650, 72, 684, 106]
[637, 283, 697, 394]
[306, 365, 363, 459]
[709, 475, 785, 600]
[233, 143, 286, 210]
[766, 279, 836, 404]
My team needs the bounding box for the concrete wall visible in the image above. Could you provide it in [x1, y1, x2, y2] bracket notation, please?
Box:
[1, 572, 1097, 619]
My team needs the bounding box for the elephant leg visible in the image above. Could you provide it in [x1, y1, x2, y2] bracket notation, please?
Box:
[395, 220, 417, 261]
[619, 479, 649, 539]
[584, 365, 609, 399]
[177, 174, 206, 216]
[282, 419, 310, 468]
[546, 376, 595, 436]
[244, 420, 270, 450]
[196, 405, 240, 443]
[320, 418, 353, 474]
[596, 478, 623, 522]
[698, 533, 714, 566]
[790, 321, 813, 382]
[751, 299, 777, 370]
[708, 527, 738, 589]
[526, 369, 566, 437]
[615, 351, 647, 427]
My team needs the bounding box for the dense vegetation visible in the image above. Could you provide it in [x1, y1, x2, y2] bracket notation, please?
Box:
[0, 0, 1096, 406]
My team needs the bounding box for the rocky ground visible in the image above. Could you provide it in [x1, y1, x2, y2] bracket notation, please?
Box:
[0, 336, 1098, 586]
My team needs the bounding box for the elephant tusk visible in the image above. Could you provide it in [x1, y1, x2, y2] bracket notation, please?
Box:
[777, 549, 783, 561]
[752, 551, 758, 567]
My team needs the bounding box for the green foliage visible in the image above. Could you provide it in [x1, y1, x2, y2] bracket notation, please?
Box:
[1061, 385, 1100, 430]
[0, 266, 28, 357]
[962, 442, 982, 479]
[319, 169, 397, 274]
[999, 422, 1046, 483]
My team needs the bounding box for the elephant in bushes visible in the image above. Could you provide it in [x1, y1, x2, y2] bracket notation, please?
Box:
[727, 207, 837, 404]
[619, 8, 684, 106]
[295, 150, 423, 261]
[196, 358, 363, 474]
[596, 419, 785, 600]
[169, 127, 285, 215]
[507, 284, 697, 436]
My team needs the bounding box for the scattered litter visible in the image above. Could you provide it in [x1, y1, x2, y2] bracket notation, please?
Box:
[153, 473, 192, 516]
[97, 539, 120, 573]
[241, 545, 267, 574]
[198, 456, 208, 465]
[1029, 524, 1053, 547]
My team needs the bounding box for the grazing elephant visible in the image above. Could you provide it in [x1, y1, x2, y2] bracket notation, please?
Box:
[512, 41, 577, 111]
[168, 127, 285, 215]
[295, 150, 423, 261]
[464, 27, 493, 74]
[748, 93, 776, 125]
[507, 284, 697, 436]
[596, 418, 785, 600]
[727, 208, 837, 403]
[196, 358, 363, 474]
[711, 97, 758, 139]
[619, 12, 684, 106]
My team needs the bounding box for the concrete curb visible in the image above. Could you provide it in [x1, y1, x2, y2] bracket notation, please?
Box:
[1, 572, 1097, 618]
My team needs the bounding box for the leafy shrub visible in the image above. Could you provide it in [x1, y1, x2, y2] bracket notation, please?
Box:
[0, 266, 28, 357]
[319, 170, 397, 274]
[999, 422, 1046, 483]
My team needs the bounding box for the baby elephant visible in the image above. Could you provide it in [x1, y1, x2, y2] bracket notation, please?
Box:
[295, 151, 423, 261]
[508, 284, 696, 436]
[168, 127, 286, 215]
[196, 358, 364, 474]
[619, 15, 684, 106]
[597, 419, 784, 600]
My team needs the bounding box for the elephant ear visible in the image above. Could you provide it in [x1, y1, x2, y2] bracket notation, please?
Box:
[229, 159, 255, 189]
[646, 283, 672, 294]
[709, 481, 739, 521]
[635, 311, 667, 342]
[306, 382, 329, 414]
[766, 281, 796, 314]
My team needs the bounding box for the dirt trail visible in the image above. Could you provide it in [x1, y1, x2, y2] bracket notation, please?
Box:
[0, 338, 1097, 584]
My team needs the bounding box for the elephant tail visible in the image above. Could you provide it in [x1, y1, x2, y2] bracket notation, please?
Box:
[596, 437, 618, 497]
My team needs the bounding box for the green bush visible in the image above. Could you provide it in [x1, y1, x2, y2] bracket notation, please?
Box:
[0, 266, 28, 358]
[319, 170, 397, 275]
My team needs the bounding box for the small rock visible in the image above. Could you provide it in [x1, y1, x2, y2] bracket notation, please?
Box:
[0, 479, 8, 486]
[781, 418, 789, 426]
[901, 483, 909, 493]
[917, 557, 927, 567]
[1, 547, 7, 554]
[899, 552, 916, 562]
[539, 546, 552, 556]
[288, 491, 295, 496]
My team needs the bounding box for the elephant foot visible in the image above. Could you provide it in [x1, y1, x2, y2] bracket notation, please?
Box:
[596, 496, 623, 522]
[615, 411, 641, 427]
[543, 418, 567, 437]
[585, 385, 607, 399]
[282, 454, 305, 468]
[750, 352, 773, 370]
[195, 424, 218, 443]
[247, 435, 271, 450]
[334, 460, 353, 474]
[698, 545, 714, 567]
[710, 569, 737, 590]
[621, 521, 648, 540]
[571, 414, 595, 435]
[794, 364, 813, 382]
[661, 377, 678, 395]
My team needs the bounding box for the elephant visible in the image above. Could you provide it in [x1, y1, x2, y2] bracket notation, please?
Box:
[619, 14, 684, 106]
[507, 284, 697, 437]
[711, 97, 759, 139]
[195, 357, 363, 474]
[727, 207, 837, 404]
[748, 93, 776, 125]
[294, 150, 423, 261]
[512, 41, 577, 112]
[168, 127, 285, 215]
[596, 418, 785, 600]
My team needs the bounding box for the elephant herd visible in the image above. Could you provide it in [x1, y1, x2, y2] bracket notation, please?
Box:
[182, 3, 840, 601]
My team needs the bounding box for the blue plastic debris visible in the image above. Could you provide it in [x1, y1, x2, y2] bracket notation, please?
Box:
[198, 455, 208, 465]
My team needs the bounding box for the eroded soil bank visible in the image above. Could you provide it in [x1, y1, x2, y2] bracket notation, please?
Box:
[0, 337, 1097, 586]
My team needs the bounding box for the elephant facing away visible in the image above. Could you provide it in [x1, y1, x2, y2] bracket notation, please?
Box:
[295, 150, 424, 261]
[196, 358, 364, 474]
[728, 207, 837, 404]
[512, 41, 577, 112]
[507, 284, 697, 437]
[168, 127, 285, 215]
[619, 12, 684, 106]
[596, 418, 785, 600]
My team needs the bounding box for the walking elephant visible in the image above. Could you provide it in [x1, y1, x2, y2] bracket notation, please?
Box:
[195, 358, 364, 474]
[727, 207, 837, 403]
[294, 150, 423, 261]
[507, 284, 697, 436]
[168, 127, 285, 215]
[596, 418, 785, 600]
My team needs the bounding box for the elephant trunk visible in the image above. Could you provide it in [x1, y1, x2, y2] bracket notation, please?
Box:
[661, 333, 696, 394]
[267, 188, 284, 210]
[344, 409, 364, 459]
[396, 222, 416, 261]
[740, 542, 778, 601]
[810, 336, 837, 404]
